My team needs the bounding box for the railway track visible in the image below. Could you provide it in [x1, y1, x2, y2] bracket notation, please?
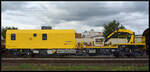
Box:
[2, 53, 149, 58]
[2, 58, 149, 64]
[2, 56, 148, 59]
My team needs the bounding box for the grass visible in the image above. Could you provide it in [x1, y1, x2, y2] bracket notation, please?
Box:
[1, 63, 149, 71]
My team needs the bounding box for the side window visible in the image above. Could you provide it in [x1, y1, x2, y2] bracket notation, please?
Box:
[11, 34, 16, 40]
[42, 34, 47, 40]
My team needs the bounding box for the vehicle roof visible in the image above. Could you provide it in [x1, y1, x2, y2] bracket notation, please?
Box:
[6, 29, 75, 33]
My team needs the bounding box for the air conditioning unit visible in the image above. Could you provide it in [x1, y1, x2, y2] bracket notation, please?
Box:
[41, 26, 52, 29]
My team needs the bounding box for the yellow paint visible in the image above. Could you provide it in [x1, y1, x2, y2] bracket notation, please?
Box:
[6, 29, 76, 49]
[141, 36, 147, 49]
[107, 29, 134, 39]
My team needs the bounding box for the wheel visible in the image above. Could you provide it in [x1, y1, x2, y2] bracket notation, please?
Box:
[113, 51, 120, 58]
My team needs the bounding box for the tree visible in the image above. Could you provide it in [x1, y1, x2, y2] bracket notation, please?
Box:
[103, 20, 126, 38]
[1, 26, 18, 39]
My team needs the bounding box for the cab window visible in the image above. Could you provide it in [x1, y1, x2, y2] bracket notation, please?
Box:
[42, 34, 47, 40]
[11, 34, 16, 40]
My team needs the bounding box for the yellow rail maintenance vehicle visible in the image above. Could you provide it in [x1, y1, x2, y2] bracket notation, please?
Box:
[5, 29, 146, 57]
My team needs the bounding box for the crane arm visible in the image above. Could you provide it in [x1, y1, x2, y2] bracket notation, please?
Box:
[104, 29, 135, 44]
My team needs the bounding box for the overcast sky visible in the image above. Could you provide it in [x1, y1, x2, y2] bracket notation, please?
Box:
[1, 1, 149, 34]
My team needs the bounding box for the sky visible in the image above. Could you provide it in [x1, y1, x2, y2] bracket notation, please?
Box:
[1, 1, 149, 34]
